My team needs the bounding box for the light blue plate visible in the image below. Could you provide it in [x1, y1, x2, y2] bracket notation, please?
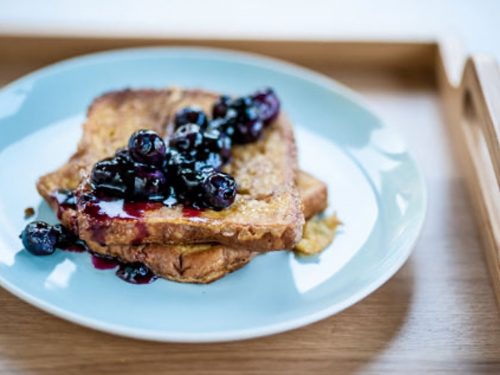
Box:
[0, 47, 426, 342]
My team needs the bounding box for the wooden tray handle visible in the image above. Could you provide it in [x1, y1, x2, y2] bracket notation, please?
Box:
[460, 56, 500, 301]
[462, 57, 500, 183]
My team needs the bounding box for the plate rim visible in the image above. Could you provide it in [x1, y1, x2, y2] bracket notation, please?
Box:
[0, 46, 427, 343]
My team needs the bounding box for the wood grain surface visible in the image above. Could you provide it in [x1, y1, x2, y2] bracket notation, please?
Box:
[1, 42, 500, 374]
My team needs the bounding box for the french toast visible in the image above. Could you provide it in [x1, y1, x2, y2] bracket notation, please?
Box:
[39, 159, 326, 282]
[41, 171, 326, 283]
[39, 88, 304, 251]
[85, 172, 327, 283]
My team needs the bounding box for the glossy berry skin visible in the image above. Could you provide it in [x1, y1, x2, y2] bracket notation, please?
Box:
[251, 87, 280, 125]
[167, 138, 225, 173]
[169, 124, 204, 153]
[165, 147, 194, 169]
[52, 223, 75, 247]
[212, 95, 232, 119]
[201, 152, 224, 172]
[131, 165, 168, 201]
[20, 221, 58, 256]
[174, 168, 207, 206]
[201, 171, 237, 210]
[116, 262, 157, 284]
[202, 128, 232, 164]
[229, 108, 263, 144]
[208, 116, 236, 139]
[214, 97, 264, 144]
[232, 116, 263, 144]
[230, 96, 254, 111]
[128, 129, 166, 166]
[114, 148, 134, 164]
[174, 107, 209, 130]
[165, 148, 202, 175]
[90, 157, 129, 197]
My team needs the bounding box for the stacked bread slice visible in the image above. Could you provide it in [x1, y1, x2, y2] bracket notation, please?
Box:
[37, 88, 328, 283]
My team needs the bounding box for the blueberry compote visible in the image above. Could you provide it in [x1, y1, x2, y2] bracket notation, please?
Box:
[20, 88, 281, 284]
[90, 251, 120, 270]
[85, 87, 280, 212]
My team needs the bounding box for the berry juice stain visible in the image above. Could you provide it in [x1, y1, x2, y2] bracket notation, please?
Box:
[131, 222, 149, 246]
[46, 221, 157, 284]
[182, 207, 203, 217]
[60, 241, 87, 253]
[78, 193, 158, 245]
[80, 193, 161, 220]
[91, 253, 120, 270]
[122, 201, 162, 217]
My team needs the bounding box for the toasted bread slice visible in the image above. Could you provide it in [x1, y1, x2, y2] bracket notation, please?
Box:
[39, 88, 304, 251]
[40, 165, 326, 283]
[37, 89, 189, 205]
[297, 171, 328, 220]
[85, 172, 327, 283]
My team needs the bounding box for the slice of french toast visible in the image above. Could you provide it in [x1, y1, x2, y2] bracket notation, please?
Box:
[39, 164, 326, 283]
[39, 88, 304, 251]
[85, 172, 327, 283]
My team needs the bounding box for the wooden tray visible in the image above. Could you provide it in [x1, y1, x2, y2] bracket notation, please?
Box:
[0, 36, 499, 373]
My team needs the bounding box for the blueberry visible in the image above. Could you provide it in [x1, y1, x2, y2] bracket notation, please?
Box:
[251, 88, 280, 125]
[90, 157, 128, 197]
[212, 95, 232, 119]
[231, 97, 264, 143]
[52, 223, 75, 247]
[91, 150, 172, 200]
[228, 107, 263, 144]
[212, 97, 264, 144]
[131, 165, 168, 201]
[202, 128, 232, 164]
[209, 116, 236, 139]
[232, 116, 263, 144]
[128, 129, 166, 166]
[169, 124, 204, 153]
[201, 172, 237, 210]
[114, 148, 134, 164]
[167, 138, 225, 173]
[234, 96, 252, 107]
[116, 262, 157, 284]
[174, 168, 207, 205]
[20, 221, 58, 256]
[174, 107, 209, 129]
[202, 152, 224, 171]
[165, 148, 196, 171]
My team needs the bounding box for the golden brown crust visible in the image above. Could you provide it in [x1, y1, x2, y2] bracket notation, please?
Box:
[297, 171, 328, 220]
[37, 89, 177, 202]
[88, 241, 256, 283]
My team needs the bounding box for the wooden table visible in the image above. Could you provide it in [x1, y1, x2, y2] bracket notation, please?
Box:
[0, 38, 499, 374]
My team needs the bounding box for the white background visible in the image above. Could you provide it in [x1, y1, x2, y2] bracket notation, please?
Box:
[0, 0, 499, 59]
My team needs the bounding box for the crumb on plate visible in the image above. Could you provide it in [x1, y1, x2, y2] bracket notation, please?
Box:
[24, 207, 35, 219]
[294, 214, 341, 255]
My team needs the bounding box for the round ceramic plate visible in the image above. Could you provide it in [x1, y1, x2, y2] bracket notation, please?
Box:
[0, 47, 426, 342]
